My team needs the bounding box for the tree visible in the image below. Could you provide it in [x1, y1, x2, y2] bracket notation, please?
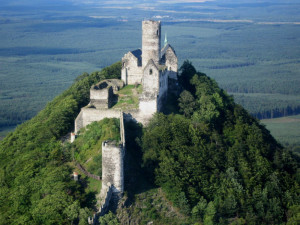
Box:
[178, 60, 197, 92]
[64, 201, 80, 224]
[79, 207, 92, 225]
[178, 90, 196, 118]
[203, 201, 216, 225]
[99, 211, 119, 225]
[192, 196, 207, 220]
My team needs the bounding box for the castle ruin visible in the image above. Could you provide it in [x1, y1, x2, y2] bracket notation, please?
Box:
[122, 20, 177, 117]
[73, 20, 178, 217]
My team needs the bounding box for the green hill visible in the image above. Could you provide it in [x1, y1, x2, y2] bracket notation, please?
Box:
[116, 61, 300, 224]
[0, 61, 299, 225]
[0, 62, 121, 225]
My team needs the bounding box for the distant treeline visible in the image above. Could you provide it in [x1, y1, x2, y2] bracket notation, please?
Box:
[208, 62, 255, 70]
[253, 105, 300, 119]
[223, 82, 300, 95]
[232, 93, 300, 119]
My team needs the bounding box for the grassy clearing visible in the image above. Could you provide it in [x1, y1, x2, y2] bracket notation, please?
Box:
[261, 115, 300, 146]
[68, 161, 102, 199]
[112, 84, 142, 110]
[72, 119, 120, 176]
[86, 176, 102, 193]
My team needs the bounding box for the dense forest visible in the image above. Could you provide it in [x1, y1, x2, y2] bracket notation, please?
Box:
[140, 61, 300, 224]
[0, 62, 122, 225]
[0, 61, 299, 224]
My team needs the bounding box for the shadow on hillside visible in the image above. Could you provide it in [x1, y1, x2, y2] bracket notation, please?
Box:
[161, 91, 180, 115]
[123, 121, 155, 207]
[79, 176, 98, 210]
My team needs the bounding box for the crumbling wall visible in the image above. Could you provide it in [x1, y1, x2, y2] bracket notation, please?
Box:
[157, 70, 169, 111]
[98, 183, 112, 216]
[165, 47, 178, 75]
[121, 51, 143, 85]
[139, 94, 158, 118]
[75, 108, 121, 133]
[100, 111, 125, 195]
[90, 85, 113, 109]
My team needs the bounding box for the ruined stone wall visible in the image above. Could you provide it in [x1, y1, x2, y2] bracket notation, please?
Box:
[159, 70, 168, 97]
[120, 112, 125, 147]
[121, 52, 143, 85]
[98, 184, 112, 216]
[142, 20, 161, 67]
[99, 111, 125, 196]
[157, 70, 169, 111]
[123, 109, 150, 125]
[90, 86, 114, 109]
[75, 108, 121, 133]
[139, 95, 158, 118]
[165, 47, 178, 75]
[75, 106, 154, 134]
[90, 86, 109, 100]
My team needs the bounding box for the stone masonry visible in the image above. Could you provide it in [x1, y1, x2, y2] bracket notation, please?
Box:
[73, 20, 178, 217]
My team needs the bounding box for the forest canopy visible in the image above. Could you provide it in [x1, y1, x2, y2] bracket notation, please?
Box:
[0, 62, 121, 225]
[142, 61, 300, 224]
[0, 60, 299, 224]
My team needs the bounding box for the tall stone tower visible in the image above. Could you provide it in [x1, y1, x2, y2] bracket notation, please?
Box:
[101, 141, 124, 194]
[142, 20, 161, 67]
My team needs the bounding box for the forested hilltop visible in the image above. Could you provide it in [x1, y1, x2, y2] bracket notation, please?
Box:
[0, 61, 299, 225]
[138, 61, 300, 224]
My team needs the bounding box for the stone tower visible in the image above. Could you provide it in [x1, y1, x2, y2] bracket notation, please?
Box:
[101, 141, 124, 194]
[142, 20, 161, 67]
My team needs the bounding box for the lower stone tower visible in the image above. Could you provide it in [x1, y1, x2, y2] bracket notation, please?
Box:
[101, 141, 124, 194]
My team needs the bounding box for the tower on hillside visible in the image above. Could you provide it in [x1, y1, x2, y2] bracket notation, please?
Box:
[142, 20, 161, 67]
[120, 20, 178, 116]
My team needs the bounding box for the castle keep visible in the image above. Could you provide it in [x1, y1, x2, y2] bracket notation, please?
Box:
[73, 20, 178, 219]
[121, 20, 178, 116]
[75, 20, 178, 131]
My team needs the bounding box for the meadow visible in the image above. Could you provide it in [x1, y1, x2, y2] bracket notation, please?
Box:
[0, 0, 299, 142]
[261, 115, 300, 150]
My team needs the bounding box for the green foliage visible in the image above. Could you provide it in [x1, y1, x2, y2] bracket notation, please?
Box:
[99, 211, 119, 225]
[142, 61, 300, 224]
[0, 62, 121, 224]
[203, 202, 216, 225]
[178, 90, 196, 118]
[112, 84, 142, 110]
[72, 118, 120, 175]
[116, 187, 192, 225]
[78, 207, 93, 225]
[178, 60, 197, 93]
[64, 200, 80, 223]
[192, 196, 207, 220]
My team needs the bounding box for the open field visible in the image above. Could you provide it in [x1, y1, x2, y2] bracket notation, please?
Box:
[261, 115, 300, 146]
[0, 0, 299, 141]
